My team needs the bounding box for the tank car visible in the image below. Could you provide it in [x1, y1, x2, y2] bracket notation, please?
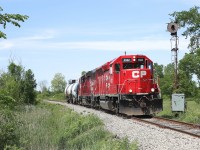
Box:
[65, 80, 79, 103]
[66, 54, 163, 116]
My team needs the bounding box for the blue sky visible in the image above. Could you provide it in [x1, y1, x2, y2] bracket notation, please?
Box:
[0, 0, 200, 89]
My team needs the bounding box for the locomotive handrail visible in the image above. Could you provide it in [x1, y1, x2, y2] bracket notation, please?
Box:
[118, 79, 137, 94]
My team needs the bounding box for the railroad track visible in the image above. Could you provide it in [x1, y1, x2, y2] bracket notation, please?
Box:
[47, 100, 200, 138]
[132, 116, 200, 138]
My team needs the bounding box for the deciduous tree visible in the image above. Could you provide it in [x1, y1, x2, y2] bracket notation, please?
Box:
[169, 6, 200, 52]
[22, 69, 37, 104]
[38, 80, 48, 93]
[51, 73, 66, 93]
[0, 62, 37, 104]
[0, 6, 29, 39]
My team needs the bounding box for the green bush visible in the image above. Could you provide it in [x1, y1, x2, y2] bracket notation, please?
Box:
[0, 94, 16, 110]
[0, 110, 20, 149]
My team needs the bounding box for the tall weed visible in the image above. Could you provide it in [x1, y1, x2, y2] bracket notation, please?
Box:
[158, 99, 200, 123]
[13, 103, 137, 150]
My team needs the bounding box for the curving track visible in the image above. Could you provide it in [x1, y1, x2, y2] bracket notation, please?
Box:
[132, 116, 200, 138]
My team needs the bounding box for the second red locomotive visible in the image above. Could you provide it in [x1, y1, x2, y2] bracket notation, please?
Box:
[65, 54, 163, 116]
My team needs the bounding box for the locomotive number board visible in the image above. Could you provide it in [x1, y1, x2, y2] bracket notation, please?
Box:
[122, 58, 131, 62]
[137, 58, 144, 62]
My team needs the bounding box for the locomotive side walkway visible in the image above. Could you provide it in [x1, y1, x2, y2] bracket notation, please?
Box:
[47, 100, 200, 150]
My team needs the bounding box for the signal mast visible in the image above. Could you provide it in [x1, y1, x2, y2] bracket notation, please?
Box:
[167, 22, 186, 113]
[167, 22, 179, 91]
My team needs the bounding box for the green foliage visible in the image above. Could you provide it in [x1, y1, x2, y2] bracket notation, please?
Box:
[22, 69, 37, 104]
[154, 63, 164, 78]
[0, 109, 20, 149]
[81, 71, 86, 76]
[158, 99, 200, 124]
[179, 48, 200, 85]
[10, 103, 137, 149]
[0, 6, 29, 39]
[51, 73, 66, 93]
[50, 93, 65, 100]
[0, 71, 22, 101]
[159, 63, 174, 96]
[155, 60, 199, 98]
[169, 6, 200, 52]
[0, 94, 16, 110]
[0, 62, 37, 104]
[177, 70, 198, 97]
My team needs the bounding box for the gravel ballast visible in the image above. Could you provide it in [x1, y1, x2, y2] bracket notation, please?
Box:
[48, 101, 200, 150]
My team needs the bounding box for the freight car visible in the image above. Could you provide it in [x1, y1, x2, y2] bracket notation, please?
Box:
[65, 54, 163, 116]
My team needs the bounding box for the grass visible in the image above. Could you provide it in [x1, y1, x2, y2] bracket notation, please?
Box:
[12, 102, 138, 150]
[157, 99, 200, 124]
[37, 92, 66, 102]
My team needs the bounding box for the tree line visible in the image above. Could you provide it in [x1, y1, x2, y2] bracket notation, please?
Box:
[1, 6, 200, 102]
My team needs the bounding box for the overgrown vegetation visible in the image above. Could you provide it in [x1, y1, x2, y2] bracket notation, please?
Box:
[0, 61, 38, 149]
[1, 102, 138, 149]
[37, 73, 66, 102]
[158, 99, 200, 124]
[0, 62, 37, 104]
[0, 61, 137, 149]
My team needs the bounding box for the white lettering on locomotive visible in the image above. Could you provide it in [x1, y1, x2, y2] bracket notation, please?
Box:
[132, 71, 146, 78]
[141, 71, 146, 78]
[132, 71, 139, 78]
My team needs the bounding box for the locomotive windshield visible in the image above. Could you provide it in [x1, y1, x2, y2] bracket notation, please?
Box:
[123, 62, 144, 69]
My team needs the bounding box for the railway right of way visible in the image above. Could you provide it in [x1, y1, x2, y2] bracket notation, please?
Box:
[47, 100, 200, 150]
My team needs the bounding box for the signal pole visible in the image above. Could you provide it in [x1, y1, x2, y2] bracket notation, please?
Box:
[167, 22, 186, 113]
[171, 35, 178, 90]
[167, 22, 179, 91]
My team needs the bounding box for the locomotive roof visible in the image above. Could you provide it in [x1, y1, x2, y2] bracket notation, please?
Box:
[110, 54, 152, 64]
[80, 54, 152, 79]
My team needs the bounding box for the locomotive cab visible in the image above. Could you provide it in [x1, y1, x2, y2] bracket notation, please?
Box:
[112, 55, 162, 115]
[120, 56, 154, 94]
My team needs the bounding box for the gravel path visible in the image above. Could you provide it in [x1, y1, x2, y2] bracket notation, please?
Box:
[48, 101, 200, 150]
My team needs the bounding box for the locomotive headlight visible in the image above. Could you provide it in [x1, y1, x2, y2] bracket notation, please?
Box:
[129, 89, 132, 93]
[151, 88, 155, 92]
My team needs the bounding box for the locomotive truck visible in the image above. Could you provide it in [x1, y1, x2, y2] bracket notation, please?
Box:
[65, 54, 163, 116]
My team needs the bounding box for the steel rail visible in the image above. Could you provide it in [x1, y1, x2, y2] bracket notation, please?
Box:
[154, 116, 200, 129]
[132, 116, 200, 138]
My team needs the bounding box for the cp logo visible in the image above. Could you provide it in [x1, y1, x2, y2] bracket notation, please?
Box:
[132, 71, 146, 78]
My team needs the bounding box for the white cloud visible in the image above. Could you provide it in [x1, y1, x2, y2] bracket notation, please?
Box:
[0, 41, 13, 49]
[23, 35, 54, 40]
[0, 36, 189, 52]
[52, 38, 189, 51]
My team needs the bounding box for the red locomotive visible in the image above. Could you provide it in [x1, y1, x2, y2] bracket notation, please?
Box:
[65, 54, 163, 116]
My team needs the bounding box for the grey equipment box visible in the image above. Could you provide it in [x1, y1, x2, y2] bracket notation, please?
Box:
[171, 94, 185, 112]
